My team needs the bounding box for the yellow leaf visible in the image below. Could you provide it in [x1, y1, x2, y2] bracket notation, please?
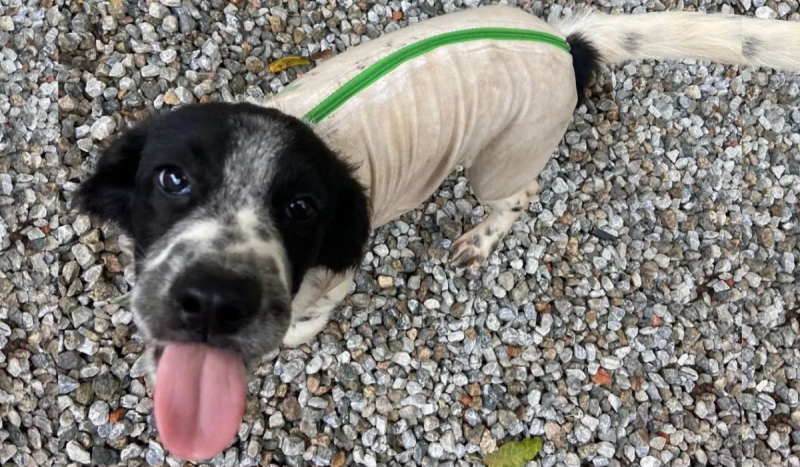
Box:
[268, 56, 310, 73]
[484, 438, 544, 467]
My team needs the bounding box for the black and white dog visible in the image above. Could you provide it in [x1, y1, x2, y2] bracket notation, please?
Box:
[76, 6, 798, 460]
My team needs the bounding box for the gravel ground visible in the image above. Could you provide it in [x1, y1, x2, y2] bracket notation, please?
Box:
[5, 0, 793, 466]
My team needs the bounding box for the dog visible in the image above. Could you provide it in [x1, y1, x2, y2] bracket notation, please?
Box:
[76, 5, 799, 460]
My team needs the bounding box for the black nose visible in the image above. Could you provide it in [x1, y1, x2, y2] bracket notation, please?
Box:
[170, 265, 262, 337]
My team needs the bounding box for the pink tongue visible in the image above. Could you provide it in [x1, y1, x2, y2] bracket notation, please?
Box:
[154, 344, 246, 461]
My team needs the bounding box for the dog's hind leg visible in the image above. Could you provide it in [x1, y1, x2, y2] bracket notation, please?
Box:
[449, 180, 539, 269]
[283, 273, 353, 346]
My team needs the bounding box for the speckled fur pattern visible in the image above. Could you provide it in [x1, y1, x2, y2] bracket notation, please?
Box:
[130, 123, 293, 363]
[77, 103, 370, 375]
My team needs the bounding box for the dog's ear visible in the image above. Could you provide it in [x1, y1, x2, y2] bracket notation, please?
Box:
[316, 166, 371, 272]
[76, 124, 147, 233]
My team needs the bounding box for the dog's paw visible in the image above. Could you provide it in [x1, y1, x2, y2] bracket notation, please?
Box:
[283, 312, 330, 346]
[449, 228, 494, 269]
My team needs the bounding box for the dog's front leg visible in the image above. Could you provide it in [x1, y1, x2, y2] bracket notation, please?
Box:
[283, 271, 354, 346]
[449, 180, 539, 269]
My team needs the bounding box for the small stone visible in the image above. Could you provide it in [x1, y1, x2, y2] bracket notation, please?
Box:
[145, 442, 165, 466]
[392, 352, 411, 366]
[282, 436, 305, 456]
[269, 412, 285, 429]
[59, 376, 80, 394]
[661, 210, 678, 229]
[551, 178, 568, 194]
[279, 397, 302, 421]
[0, 16, 14, 31]
[479, 430, 497, 455]
[755, 6, 777, 19]
[93, 373, 120, 400]
[246, 56, 265, 73]
[758, 227, 775, 248]
[601, 356, 622, 370]
[497, 271, 515, 291]
[684, 85, 701, 99]
[91, 116, 116, 140]
[66, 441, 91, 464]
[121, 444, 143, 461]
[89, 401, 110, 426]
[160, 49, 178, 64]
[377, 275, 394, 288]
[280, 360, 304, 383]
[109, 62, 126, 77]
[650, 436, 667, 450]
[574, 424, 592, 444]
[596, 441, 615, 458]
[85, 78, 106, 98]
[92, 446, 120, 465]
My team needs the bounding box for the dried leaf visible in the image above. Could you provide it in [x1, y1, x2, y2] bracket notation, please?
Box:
[268, 56, 310, 73]
[592, 368, 612, 385]
[308, 49, 335, 61]
[484, 437, 544, 467]
[109, 409, 125, 424]
[630, 374, 643, 391]
[114, 293, 132, 308]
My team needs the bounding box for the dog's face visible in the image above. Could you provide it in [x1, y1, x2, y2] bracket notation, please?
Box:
[77, 103, 369, 363]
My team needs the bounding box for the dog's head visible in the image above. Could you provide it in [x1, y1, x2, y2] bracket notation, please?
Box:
[77, 103, 370, 364]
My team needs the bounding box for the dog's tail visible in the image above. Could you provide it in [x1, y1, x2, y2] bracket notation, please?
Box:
[554, 11, 800, 102]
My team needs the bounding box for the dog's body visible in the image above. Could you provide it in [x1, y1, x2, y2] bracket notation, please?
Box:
[271, 6, 800, 344]
[277, 7, 580, 344]
[77, 6, 799, 460]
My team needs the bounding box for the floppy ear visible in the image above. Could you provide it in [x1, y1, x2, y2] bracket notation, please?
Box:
[76, 125, 147, 234]
[315, 166, 371, 272]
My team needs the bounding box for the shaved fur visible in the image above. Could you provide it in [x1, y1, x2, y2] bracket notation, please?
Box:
[555, 11, 800, 72]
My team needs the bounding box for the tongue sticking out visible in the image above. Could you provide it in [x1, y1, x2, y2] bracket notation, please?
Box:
[154, 343, 246, 461]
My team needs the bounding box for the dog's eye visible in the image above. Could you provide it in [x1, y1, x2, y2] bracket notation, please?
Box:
[283, 198, 316, 221]
[157, 166, 191, 195]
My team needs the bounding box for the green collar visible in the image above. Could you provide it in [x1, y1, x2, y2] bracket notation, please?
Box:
[301, 27, 570, 124]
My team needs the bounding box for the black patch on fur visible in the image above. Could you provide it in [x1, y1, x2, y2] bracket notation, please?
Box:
[267, 110, 371, 290]
[511, 206, 523, 213]
[622, 32, 643, 54]
[566, 33, 602, 107]
[154, 346, 164, 363]
[742, 37, 762, 60]
[76, 124, 148, 235]
[469, 235, 482, 248]
[76, 104, 236, 253]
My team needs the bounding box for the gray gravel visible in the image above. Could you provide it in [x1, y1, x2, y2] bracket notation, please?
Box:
[39, 0, 800, 466]
[0, 1, 60, 467]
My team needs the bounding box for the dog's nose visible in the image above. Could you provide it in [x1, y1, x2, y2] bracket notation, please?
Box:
[170, 265, 262, 337]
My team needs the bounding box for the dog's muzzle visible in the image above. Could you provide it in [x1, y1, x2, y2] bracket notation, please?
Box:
[169, 262, 263, 339]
